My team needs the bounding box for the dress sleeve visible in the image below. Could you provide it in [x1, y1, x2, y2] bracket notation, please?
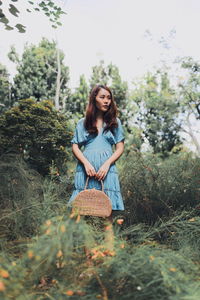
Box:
[70, 126, 79, 144]
[71, 118, 89, 145]
[113, 118, 125, 144]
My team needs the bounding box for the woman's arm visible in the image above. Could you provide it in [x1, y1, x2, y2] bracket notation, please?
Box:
[96, 141, 124, 181]
[72, 144, 96, 177]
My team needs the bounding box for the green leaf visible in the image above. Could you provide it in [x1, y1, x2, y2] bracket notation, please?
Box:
[34, 8, 40, 12]
[26, 9, 32, 13]
[48, 1, 54, 7]
[5, 25, 14, 31]
[9, 4, 20, 17]
[0, 1, 2, 6]
[0, 16, 9, 25]
[15, 23, 26, 33]
[0, 8, 5, 18]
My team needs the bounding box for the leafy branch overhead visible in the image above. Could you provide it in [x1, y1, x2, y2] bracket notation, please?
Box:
[0, 0, 66, 33]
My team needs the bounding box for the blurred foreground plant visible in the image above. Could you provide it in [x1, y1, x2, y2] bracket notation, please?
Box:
[1, 211, 200, 299]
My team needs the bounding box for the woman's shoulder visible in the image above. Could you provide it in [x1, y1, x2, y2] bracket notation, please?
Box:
[76, 117, 85, 129]
[116, 117, 122, 125]
[77, 117, 85, 125]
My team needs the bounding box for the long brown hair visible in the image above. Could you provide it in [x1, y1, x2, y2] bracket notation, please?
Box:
[84, 85, 118, 134]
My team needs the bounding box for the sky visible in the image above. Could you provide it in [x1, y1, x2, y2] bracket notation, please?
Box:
[0, 0, 200, 150]
[1, 0, 200, 88]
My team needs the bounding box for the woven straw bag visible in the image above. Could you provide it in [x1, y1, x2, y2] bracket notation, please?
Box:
[72, 177, 112, 217]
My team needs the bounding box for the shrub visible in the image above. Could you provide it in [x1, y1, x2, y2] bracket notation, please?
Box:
[120, 151, 200, 225]
[0, 99, 73, 175]
[0, 153, 44, 240]
[0, 154, 72, 241]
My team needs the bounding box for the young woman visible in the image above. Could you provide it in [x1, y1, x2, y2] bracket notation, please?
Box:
[68, 85, 125, 218]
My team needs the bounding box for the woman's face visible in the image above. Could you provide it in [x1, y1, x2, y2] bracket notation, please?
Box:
[95, 88, 111, 112]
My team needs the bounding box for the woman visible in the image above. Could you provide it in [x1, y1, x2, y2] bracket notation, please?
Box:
[68, 85, 125, 220]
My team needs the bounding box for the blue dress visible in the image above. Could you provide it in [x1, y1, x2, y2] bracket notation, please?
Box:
[68, 117, 125, 210]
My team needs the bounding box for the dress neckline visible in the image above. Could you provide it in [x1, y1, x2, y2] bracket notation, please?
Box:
[97, 122, 106, 135]
[97, 127, 103, 135]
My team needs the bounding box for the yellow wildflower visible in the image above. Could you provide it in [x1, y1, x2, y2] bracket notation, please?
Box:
[116, 219, 124, 225]
[188, 218, 195, 222]
[65, 290, 74, 296]
[149, 255, 155, 262]
[0, 281, 5, 291]
[169, 267, 177, 272]
[46, 220, 52, 226]
[0, 270, 9, 278]
[28, 250, 34, 259]
[57, 250, 63, 258]
[60, 225, 66, 233]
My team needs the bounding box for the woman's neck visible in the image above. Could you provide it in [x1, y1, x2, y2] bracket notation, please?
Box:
[95, 111, 104, 130]
[96, 110, 104, 120]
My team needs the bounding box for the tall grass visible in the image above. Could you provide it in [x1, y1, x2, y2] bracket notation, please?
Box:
[0, 152, 200, 299]
[0, 212, 200, 299]
[120, 151, 200, 225]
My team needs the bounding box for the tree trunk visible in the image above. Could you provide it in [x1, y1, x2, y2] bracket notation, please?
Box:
[185, 113, 200, 155]
[55, 48, 61, 110]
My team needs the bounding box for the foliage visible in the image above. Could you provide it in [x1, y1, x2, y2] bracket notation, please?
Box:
[0, 0, 66, 33]
[0, 153, 43, 240]
[132, 70, 182, 156]
[178, 57, 200, 120]
[9, 38, 70, 109]
[0, 153, 73, 241]
[0, 63, 12, 113]
[153, 211, 200, 261]
[0, 98, 73, 175]
[120, 151, 200, 225]
[66, 74, 89, 116]
[0, 154, 200, 299]
[123, 126, 144, 153]
[0, 211, 200, 299]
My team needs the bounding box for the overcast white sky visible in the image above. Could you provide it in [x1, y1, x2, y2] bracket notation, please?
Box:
[1, 0, 200, 89]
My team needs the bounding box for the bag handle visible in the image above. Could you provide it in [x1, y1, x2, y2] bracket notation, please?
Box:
[84, 176, 104, 192]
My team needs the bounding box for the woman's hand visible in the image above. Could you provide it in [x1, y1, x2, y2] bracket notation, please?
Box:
[84, 161, 96, 177]
[96, 161, 111, 181]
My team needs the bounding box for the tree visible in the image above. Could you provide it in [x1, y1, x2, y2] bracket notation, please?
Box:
[90, 60, 110, 88]
[0, 0, 66, 33]
[132, 70, 182, 156]
[89, 60, 130, 129]
[9, 38, 70, 110]
[178, 57, 200, 120]
[0, 63, 12, 113]
[177, 57, 200, 154]
[66, 74, 89, 116]
[0, 98, 73, 175]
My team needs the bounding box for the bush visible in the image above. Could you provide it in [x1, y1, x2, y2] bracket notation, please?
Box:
[120, 151, 200, 225]
[0, 153, 44, 240]
[0, 154, 73, 241]
[0, 99, 73, 175]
